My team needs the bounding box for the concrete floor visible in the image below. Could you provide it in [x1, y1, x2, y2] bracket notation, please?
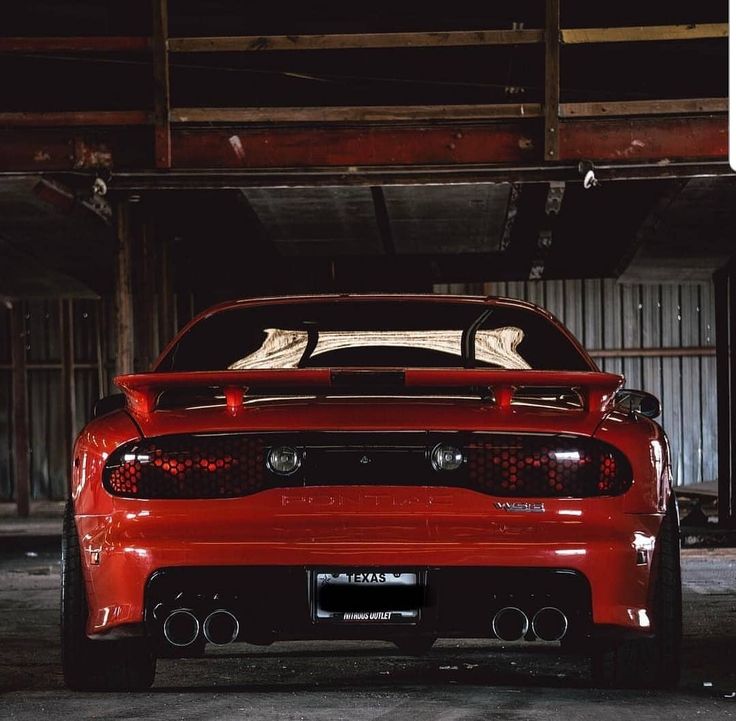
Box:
[0, 546, 734, 720]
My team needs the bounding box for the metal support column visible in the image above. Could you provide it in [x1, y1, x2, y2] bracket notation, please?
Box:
[715, 259, 736, 526]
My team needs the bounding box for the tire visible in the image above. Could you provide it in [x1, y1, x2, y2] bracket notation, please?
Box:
[61, 500, 156, 691]
[394, 637, 436, 656]
[590, 498, 682, 689]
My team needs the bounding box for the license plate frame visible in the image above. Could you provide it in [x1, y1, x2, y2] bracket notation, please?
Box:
[310, 569, 424, 624]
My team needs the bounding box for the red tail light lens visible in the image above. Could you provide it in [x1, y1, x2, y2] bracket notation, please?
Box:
[466, 435, 632, 497]
[104, 435, 265, 498]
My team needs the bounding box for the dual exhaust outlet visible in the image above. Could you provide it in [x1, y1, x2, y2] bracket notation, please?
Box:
[162, 605, 566, 646]
[163, 608, 240, 647]
[492, 606, 568, 642]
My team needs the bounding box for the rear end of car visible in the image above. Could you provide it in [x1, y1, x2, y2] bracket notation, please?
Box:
[63, 296, 680, 690]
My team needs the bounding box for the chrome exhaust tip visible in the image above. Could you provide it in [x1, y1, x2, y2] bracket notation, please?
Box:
[492, 606, 530, 642]
[163, 609, 200, 647]
[203, 609, 240, 646]
[532, 607, 568, 642]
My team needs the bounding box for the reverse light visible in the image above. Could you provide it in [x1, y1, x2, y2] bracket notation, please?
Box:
[431, 444, 464, 472]
[267, 446, 301, 475]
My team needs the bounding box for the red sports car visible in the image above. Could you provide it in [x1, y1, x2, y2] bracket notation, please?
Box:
[62, 294, 681, 690]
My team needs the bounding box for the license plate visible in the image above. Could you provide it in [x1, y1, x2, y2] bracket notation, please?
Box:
[312, 571, 421, 623]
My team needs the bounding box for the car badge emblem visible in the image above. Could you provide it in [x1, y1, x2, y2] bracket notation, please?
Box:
[494, 501, 545, 513]
[360, 455, 371, 464]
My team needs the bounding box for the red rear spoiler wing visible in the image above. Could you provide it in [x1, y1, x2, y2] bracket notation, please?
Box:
[115, 368, 623, 416]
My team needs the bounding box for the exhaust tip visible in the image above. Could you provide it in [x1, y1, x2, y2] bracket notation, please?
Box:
[532, 607, 568, 642]
[163, 609, 200, 647]
[492, 606, 529, 642]
[203, 609, 240, 646]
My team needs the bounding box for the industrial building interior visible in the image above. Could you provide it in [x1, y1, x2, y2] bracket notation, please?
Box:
[0, 0, 735, 716]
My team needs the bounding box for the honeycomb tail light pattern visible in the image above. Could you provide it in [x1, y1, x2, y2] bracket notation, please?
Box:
[104, 434, 265, 499]
[466, 435, 632, 497]
[103, 432, 633, 500]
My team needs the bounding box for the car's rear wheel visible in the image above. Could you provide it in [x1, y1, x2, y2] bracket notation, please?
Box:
[61, 501, 156, 691]
[590, 498, 682, 689]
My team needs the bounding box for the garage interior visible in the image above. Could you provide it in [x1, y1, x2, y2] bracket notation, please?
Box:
[1, 0, 735, 711]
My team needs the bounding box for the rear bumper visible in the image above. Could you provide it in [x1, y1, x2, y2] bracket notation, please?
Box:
[76, 490, 662, 638]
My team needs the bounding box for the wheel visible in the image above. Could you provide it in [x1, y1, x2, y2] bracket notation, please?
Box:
[61, 500, 156, 691]
[590, 498, 682, 688]
[393, 637, 436, 656]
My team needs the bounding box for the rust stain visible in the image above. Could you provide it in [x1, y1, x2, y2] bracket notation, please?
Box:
[72, 139, 113, 168]
[518, 137, 534, 150]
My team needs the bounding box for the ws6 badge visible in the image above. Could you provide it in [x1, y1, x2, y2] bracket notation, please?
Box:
[494, 501, 546, 513]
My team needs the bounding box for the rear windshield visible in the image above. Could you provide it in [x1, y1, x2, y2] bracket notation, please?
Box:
[158, 300, 591, 372]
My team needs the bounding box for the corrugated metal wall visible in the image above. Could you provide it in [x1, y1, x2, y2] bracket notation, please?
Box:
[435, 280, 717, 487]
[0, 296, 197, 502]
[0, 299, 111, 501]
[0, 282, 717, 500]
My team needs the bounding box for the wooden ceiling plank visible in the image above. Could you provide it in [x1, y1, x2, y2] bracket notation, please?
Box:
[562, 23, 728, 44]
[168, 29, 544, 53]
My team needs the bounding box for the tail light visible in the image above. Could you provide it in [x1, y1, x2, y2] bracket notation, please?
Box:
[103, 432, 632, 499]
[104, 434, 265, 498]
[465, 435, 632, 497]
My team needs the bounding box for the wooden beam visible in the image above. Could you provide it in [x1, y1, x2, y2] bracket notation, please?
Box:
[544, 0, 561, 161]
[0, 36, 150, 52]
[171, 104, 543, 124]
[561, 98, 728, 118]
[114, 201, 135, 377]
[168, 28, 544, 53]
[60, 299, 77, 480]
[152, 0, 171, 168]
[562, 23, 728, 45]
[0, 111, 152, 127]
[0, 99, 724, 130]
[9, 303, 30, 517]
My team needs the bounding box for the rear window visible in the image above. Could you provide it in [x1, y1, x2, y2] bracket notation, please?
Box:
[158, 300, 591, 372]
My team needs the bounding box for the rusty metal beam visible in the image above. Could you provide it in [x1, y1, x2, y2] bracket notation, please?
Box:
[171, 123, 541, 168]
[558, 115, 728, 161]
[0, 116, 727, 174]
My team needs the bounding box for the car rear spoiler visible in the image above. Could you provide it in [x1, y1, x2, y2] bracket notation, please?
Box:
[115, 368, 624, 416]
